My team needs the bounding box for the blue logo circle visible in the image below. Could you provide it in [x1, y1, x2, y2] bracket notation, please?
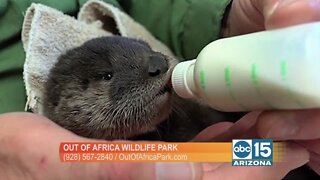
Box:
[234, 141, 251, 158]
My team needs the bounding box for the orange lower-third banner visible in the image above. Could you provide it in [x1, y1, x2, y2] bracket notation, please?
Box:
[60, 140, 286, 165]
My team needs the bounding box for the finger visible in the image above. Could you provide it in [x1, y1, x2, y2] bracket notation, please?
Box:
[295, 140, 320, 174]
[208, 111, 262, 142]
[223, 0, 320, 37]
[255, 0, 320, 29]
[203, 142, 309, 180]
[0, 112, 201, 180]
[309, 151, 320, 175]
[257, 109, 320, 140]
[222, 0, 266, 36]
[297, 139, 320, 154]
[192, 122, 234, 142]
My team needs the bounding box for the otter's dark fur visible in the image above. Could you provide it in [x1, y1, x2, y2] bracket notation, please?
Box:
[43, 36, 241, 141]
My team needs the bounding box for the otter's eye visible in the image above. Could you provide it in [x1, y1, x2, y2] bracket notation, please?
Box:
[102, 73, 113, 80]
[94, 72, 113, 81]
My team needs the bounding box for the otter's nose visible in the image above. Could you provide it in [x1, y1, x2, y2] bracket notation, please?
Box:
[148, 55, 169, 77]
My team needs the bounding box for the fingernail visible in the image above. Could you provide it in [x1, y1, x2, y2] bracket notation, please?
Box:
[266, 0, 299, 19]
[265, 113, 299, 139]
[278, 0, 301, 7]
[265, 1, 280, 20]
[156, 162, 196, 180]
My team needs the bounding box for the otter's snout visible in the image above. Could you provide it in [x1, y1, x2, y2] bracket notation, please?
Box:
[148, 55, 169, 77]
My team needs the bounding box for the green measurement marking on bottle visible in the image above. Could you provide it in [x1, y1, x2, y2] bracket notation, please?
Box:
[200, 70, 206, 90]
[280, 61, 287, 80]
[224, 66, 248, 111]
[281, 60, 304, 108]
[199, 70, 222, 110]
[251, 64, 274, 108]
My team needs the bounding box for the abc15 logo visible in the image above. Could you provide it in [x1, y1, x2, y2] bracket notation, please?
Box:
[232, 139, 273, 160]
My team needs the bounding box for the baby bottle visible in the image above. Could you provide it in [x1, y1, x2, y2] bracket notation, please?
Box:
[172, 22, 320, 112]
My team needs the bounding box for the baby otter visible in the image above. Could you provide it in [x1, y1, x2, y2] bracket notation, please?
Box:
[43, 36, 241, 141]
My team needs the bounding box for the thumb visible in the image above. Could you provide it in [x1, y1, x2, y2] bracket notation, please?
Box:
[256, 0, 320, 29]
[0, 113, 201, 180]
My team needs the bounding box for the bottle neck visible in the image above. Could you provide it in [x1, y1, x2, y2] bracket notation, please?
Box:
[185, 63, 196, 98]
[171, 59, 197, 99]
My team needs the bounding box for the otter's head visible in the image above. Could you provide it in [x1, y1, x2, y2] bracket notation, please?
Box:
[43, 36, 176, 139]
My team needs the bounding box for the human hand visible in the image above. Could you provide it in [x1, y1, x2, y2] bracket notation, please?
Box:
[193, 119, 311, 180]
[194, 111, 320, 175]
[257, 110, 320, 175]
[0, 112, 309, 180]
[0, 112, 199, 180]
[222, 0, 320, 37]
